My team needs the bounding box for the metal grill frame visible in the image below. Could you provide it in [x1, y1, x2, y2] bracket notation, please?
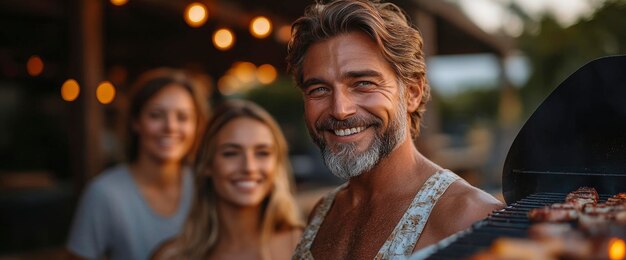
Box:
[414, 56, 626, 260]
[419, 192, 611, 259]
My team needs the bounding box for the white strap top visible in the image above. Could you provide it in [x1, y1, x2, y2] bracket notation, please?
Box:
[292, 170, 460, 260]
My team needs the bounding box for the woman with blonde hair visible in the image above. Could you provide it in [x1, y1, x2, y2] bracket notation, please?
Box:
[153, 99, 304, 259]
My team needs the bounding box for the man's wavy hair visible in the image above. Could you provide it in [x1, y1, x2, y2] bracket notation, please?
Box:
[286, 0, 430, 138]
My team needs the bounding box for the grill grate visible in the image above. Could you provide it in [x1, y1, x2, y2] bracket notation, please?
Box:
[423, 192, 611, 260]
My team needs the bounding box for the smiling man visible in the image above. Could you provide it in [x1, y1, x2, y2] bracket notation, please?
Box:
[286, 0, 504, 259]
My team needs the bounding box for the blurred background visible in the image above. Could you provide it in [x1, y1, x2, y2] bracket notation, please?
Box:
[1, 0, 625, 257]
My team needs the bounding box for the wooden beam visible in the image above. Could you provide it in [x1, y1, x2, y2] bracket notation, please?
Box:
[415, 9, 437, 57]
[70, 0, 104, 190]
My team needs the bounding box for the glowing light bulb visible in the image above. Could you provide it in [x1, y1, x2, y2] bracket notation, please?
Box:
[217, 75, 239, 96]
[609, 238, 626, 260]
[96, 81, 116, 104]
[213, 28, 235, 50]
[256, 64, 277, 84]
[26, 55, 44, 76]
[110, 0, 128, 6]
[61, 79, 80, 101]
[233, 62, 256, 84]
[276, 25, 291, 43]
[250, 16, 272, 38]
[184, 2, 208, 28]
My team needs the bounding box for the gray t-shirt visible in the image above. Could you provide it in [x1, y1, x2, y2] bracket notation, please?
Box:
[67, 164, 194, 260]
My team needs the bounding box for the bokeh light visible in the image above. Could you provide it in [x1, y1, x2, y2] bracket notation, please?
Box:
[26, 55, 44, 76]
[256, 64, 277, 84]
[61, 79, 80, 102]
[276, 25, 292, 43]
[96, 81, 116, 104]
[184, 2, 208, 28]
[110, 0, 128, 6]
[213, 28, 235, 50]
[232, 62, 256, 84]
[609, 238, 626, 260]
[250, 16, 272, 39]
[217, 75, 239, 96]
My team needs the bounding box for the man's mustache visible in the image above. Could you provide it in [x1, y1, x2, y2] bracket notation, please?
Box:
[315, 115, 382, 132]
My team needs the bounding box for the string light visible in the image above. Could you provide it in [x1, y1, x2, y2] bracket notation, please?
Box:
[256, 64, 277, 84]
[110, 0, 128, 6]
[250, 16, 272, 39]
[232, 62, 256, 84]
[276, 25, 292, 43]
[217, 75, 239, 96]
[213, 28, 235, 50]
[26, 55, 44, 76]
[61, 79, 80, 102]
[184, 2, 208, 28]
[609, 238, 626, 260]
[96, 81, 116, 104]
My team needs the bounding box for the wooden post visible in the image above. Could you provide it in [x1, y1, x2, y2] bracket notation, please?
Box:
[414, 9, 439, 157]
[81, 0, 105, 183]
[69, 0, 104, 191]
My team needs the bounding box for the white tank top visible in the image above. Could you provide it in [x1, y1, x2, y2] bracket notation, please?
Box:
[293, 170, 460, 259]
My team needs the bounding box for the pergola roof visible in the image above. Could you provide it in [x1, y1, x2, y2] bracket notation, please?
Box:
[0, 0, 514, 181]
[0, 0, 513, 81]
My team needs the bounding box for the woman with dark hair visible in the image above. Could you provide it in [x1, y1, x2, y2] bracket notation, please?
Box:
[67, 68, 210, 260]
[152, 99, 304, 260]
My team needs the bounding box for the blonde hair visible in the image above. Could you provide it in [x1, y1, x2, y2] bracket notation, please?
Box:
[171, 99, 303, 259]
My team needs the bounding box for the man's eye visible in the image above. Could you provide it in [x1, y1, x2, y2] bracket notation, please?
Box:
[307, 87, 329, 96]
[355, 81, 374, 88]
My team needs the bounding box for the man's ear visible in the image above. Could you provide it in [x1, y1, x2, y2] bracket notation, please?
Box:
[406, 78, 423, 112]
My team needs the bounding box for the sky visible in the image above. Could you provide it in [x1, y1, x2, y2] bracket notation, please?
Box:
[428, 0, 605, 96]
[456, 0, 606, 37]
[426, 53, 531, 97]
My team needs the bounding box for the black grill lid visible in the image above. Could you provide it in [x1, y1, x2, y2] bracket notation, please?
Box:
[503, 55, 626, 204]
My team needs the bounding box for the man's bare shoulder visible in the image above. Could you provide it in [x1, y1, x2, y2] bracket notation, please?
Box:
[306, 197, 325, 224]
[430, 179, 504, 235]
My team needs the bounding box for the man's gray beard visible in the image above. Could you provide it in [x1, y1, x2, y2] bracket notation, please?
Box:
[315, 102, 408, 180]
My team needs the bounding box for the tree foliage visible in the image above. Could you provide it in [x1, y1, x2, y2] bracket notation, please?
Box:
[519, 0, 626, 113]
[245, 79, 311, 154]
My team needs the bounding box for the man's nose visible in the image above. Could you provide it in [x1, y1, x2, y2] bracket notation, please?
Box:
[330, 88, 356, 120]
